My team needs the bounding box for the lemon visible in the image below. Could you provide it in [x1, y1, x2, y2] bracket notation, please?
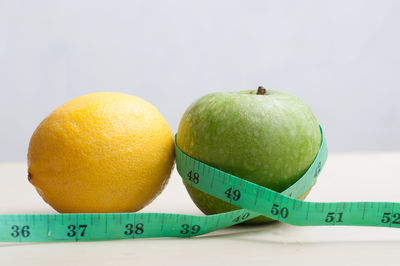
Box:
[27, 92, 175, 213]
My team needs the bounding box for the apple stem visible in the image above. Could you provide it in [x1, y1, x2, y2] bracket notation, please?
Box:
[257, 86, 267, 95]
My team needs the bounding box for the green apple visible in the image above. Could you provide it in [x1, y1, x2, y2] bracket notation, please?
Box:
[176, 87, 321, 224]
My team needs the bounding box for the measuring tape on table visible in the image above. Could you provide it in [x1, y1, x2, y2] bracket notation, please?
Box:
[1, 125, 399, 242]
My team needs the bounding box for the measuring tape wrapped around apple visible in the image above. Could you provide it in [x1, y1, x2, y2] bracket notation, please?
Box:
[1, 88, 399, 242]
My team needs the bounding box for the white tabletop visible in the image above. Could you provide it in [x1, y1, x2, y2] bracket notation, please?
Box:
[1, 152, 400, 266]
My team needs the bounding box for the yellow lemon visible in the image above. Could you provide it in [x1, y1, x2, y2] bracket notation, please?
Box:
[27, 92, 175, 213]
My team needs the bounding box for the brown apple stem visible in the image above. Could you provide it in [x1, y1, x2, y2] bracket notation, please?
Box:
[257, 86, 266, 95]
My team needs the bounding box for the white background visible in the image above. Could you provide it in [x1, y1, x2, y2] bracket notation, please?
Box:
[1, 0, 400, 161]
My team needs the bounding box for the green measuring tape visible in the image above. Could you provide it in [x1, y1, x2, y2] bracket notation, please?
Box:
[1, 125, 399, 242]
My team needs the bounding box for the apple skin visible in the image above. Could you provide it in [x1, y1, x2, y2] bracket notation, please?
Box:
[177, 89, 321, 224]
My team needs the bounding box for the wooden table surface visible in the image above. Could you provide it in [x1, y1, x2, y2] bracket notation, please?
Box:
[0, 152, 400, 266]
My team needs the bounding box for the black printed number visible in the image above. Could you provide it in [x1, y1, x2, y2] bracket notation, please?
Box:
[187, 171, 200, 184]
[11, 225, 30, 238]
[381, 213, 400, 224]
[124, 223, 144, 235]
[232, 212, 250, 223]
[225, 187, 241, 201]
[67, 225, 88, 237]
[180, 224, 201, 235]
[270, 204, 289, 218]
[325, 212, 344, 223]
[314, 162, 322, 178]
